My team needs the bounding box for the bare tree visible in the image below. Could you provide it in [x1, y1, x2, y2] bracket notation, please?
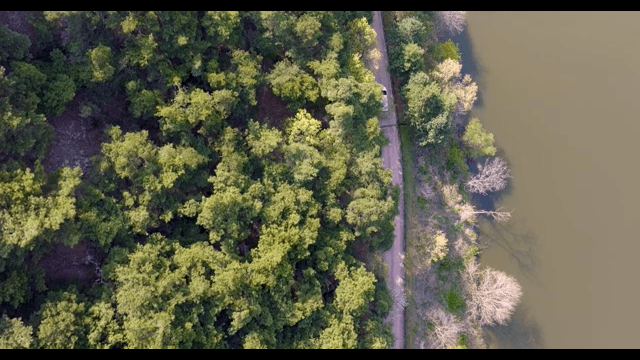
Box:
[466, 157, 511, 195]
[460, 208, 512, 223]
[464, 261, 522, 326]
[431, 59, 478, 115]
[432, 58, 462, 85]
[424, 308, 465, 349]
[435, 11, 468, 39]
[452, 74, 478, 114]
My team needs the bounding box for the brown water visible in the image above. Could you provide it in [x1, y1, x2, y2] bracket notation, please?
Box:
[455, 11, 640, 348]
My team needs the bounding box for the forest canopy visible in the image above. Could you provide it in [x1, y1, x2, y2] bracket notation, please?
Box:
[0, 11, 396, 349]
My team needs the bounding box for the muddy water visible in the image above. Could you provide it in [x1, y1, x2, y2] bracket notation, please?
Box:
[454, 11, 640, 348]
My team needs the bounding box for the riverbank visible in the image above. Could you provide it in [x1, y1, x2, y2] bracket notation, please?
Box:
[381, 11, 521, 349]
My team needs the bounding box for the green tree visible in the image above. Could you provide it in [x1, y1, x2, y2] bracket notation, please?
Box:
[98, 126, 207, 233]
[0, 67, 53, 162]
[267, 59, 319, 109]
[202, 11, 242, 48]
[346, 17, 377, 58]
[463, 118, 496, 157]
[42, 74, 76, 115]
[295, 13, 323, 54]
[84, 293, 126, 349]
[124, 33, 158, 68]
[125, 79, 164, 118]
[228, 49, 264, 114]
[0, 314, 33, 349]
[72, 184, 129, 248]
[0, 165, 81, 255]
[357, 317, 393, 349]
[88, 44, 115, 82]
[403, 42, 425, 73]
[334, 260, 376, 317]
[404, 71, 456, 146]
[36, 288, 88, 349]
[313, 314, 358, 349]
[255, 11, 297, 58]
[114, 235, 226, 348]
[7, 61, 47, 114]
[156, 87, 238, 138]
[397, 16, 427, 44]
[442, 39, 461, 60]
[0, 24, 31, 64]
[246, 120, 283, 158]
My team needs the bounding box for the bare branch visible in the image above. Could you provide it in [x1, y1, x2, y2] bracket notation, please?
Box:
[431, 60, 477, 114]
[435, 11, 468, 38]
[466, 157, 511, 195]
[452, 74, 478, 114]
[464, 263, 523, 326]
[432, 58, 462, 85]
[460, 208, 512, 223]
[425, 308, 465, 349]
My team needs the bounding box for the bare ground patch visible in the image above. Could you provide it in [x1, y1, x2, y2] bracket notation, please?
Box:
[254, 85, 294, 129]
[37, 239, 107, 288]
[42, 91, 104, 177]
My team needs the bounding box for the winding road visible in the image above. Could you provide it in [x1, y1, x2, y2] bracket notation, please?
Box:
[371, 11, 405, 349]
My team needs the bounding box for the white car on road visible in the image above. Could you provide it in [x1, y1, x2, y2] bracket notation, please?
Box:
[381, 85, 389, 112]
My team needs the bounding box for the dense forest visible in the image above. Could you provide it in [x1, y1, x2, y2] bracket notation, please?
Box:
[0, 11, 398, 349]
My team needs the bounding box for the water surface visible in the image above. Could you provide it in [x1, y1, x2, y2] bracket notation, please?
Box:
[456, 11, 640, 348]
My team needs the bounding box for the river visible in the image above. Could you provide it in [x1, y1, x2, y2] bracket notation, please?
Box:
[454, 11, 640, 348]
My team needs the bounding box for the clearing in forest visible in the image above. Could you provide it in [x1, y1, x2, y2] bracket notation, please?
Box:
[42, 91, 104, 177]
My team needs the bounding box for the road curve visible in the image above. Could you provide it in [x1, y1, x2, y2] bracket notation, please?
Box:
[371, 11, 405, 349]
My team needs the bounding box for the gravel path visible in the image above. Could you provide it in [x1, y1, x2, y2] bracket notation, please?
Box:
[371, 11, 406, 349]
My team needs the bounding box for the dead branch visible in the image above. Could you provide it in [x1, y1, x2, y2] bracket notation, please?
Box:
[466, 157, 511, 195]
[435, 11, 468, 39]
[425, 308, 465, 349]
[464, 262, 522, 326]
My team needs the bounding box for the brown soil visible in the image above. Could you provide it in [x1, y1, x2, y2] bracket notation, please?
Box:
[255, 85, 294, 129]
[37, 239, 106, 288]
[42, 91, 105, 177]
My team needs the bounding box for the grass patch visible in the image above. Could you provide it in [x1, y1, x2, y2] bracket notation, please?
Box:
[399, 122, 420, 348]
[452, 221, 465, 235]
[464, 244, 479, 264]
[455, 333, 469, 349]
[417, 195, 428, 211]
[445, 289, 465, 314]
[437, 254, 463, 273]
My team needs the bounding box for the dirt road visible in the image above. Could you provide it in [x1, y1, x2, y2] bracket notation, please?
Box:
[371, 11, 405, 349]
